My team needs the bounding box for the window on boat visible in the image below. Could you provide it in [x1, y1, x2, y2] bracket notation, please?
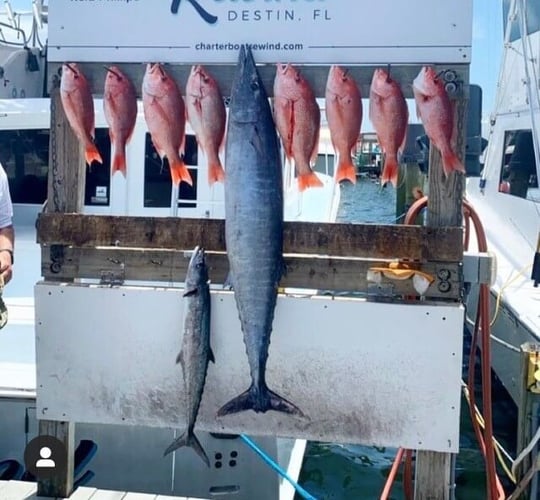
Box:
[314, 153, 335, 177]
[85, 128, 111, 206]
[143, 133, 198, 208]
[503, 0, 540, 41]
[499, 130, 539, 201]
[0, 129, 48, 204]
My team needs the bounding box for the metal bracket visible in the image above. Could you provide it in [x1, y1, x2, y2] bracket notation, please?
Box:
[463, 251, 495, 285]
[49, 245, 65, 274]
[99, 270, 125, 287]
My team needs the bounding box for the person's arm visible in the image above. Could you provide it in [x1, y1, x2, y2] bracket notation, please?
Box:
[0, 224, 14, 284]
[0, 165, 14, 285]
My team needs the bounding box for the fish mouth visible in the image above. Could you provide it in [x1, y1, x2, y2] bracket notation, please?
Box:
[63, 63, 79, 77]
[104, 66, 123, 80]
[189, 245, 206, 267]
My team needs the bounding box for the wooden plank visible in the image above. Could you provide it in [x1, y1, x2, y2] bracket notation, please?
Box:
[40, 247, 461, 300]
[36, 214, 463, 262]
[37, 420, 75, 498]
[47, 86, 86, 214]
[50, 62, 469, 100]
[414, 451, 452, 499]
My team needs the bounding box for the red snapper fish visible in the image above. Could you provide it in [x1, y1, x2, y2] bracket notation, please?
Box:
[142, 63, 192, 187]
[185, 65, 226, 185]
[273, 63, 323, 191]
[369, 68, 409, 187]
[103, 66, 137, 177]
[412, 66, 465, 177]
[60, 63, 102, 166]
[325, 65, 362, 185]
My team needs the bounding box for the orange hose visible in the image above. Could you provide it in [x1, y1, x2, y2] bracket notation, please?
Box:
[380, 448, 405, 500]
[403, 449, 414, 499]
[403, 197, 505, 500]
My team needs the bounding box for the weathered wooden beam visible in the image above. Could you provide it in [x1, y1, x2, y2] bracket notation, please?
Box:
[414, 451, 452, 499]
[36, 214, 463, 262]
[37, 420, 75, 498]
[46, 87, 86, 214]
[40, 247, 462, 300]
[48, 62, 469, 100]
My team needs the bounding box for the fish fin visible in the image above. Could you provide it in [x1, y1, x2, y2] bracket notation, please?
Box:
[176, 349, 184, 366]
[297, 171, 324, 192]
[85, 144, 103, 166]
[170, 159, 193, 187]
[217, 384, 305, 418]
[380, 155, 399, 187]
[208, 160, 225, 186]
[208, 348, 215, 364]
[111, 151, 127, 177]
[441, 149, 466, 177]
[183, 287, 198, 297]
[163, 431, 210, 467]
[335, 156, 357, 185]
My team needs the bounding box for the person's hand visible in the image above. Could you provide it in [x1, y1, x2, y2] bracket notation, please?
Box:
[0, 250, 13, 285]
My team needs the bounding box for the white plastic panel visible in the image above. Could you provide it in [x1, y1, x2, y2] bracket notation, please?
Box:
[35, 282, 464, 453]
[48, 1, 472, 64]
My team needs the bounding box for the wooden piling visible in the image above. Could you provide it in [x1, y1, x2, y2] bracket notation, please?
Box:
[413, 80, 468, 500]
[37, 80, 80, 498]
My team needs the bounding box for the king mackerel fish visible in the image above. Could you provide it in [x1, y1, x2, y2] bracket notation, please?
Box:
[164, 246, 214, 466]
[218, 45, 304, 418]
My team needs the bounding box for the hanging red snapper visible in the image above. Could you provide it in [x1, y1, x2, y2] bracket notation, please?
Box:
[412, 66, 465, 177]
[369, 68, 408, 187]
[103, 66, 137, 177]
[142, 63, 192, 187]
[325, 65, 362, 185]
[60, 63, 102, 166]
[185, 65, 226, 186]
[273, 63, 323, 192]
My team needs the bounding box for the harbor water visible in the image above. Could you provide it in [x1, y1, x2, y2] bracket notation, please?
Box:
[295, 179, 518, 499]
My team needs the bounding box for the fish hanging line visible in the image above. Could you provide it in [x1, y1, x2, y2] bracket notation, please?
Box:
[239, 434, 318, 500]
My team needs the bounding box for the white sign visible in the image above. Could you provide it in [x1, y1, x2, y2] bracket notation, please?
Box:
[48, 0, 472, 64]
[36, 283, 464, 452]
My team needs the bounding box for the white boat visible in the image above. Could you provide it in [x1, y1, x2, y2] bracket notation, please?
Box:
[465, 0, 540, 405]
[0, 3, 340, 498]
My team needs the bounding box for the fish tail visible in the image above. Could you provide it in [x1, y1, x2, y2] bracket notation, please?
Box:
[111, 151, 127, 177]
[380, 156, 399, 187]
[85, 144, 103, 166]
[441, 149, 466, 177]
[208, 160, 225, 186]
[335, 156, 357, 185]
[297, 171, 324, 192]
[170, 159, 193, 187]
[163, 430, 210, 467]
[217, 384, 305, 418]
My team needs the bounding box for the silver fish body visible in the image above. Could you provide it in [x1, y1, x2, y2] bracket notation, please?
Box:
[218, 45, 303, 418]
[164, 246, 214, 466]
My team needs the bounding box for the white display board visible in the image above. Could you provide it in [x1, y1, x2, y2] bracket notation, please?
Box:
[48, 1, 472, 64]
[35, 282, 464, 453]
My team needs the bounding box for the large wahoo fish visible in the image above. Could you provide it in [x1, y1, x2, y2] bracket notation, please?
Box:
[218, 45, 304, 418]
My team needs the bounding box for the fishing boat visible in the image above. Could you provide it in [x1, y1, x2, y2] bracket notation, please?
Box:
[465, 0, 540, 405]
[462, 3, 540, 495]
[0, 2, 340, 498]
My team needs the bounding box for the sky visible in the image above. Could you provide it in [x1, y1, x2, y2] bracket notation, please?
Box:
[5, 0, 504, 122]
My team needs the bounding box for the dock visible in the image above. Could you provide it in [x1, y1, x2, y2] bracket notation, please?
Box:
[0, 480, 207, 499]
